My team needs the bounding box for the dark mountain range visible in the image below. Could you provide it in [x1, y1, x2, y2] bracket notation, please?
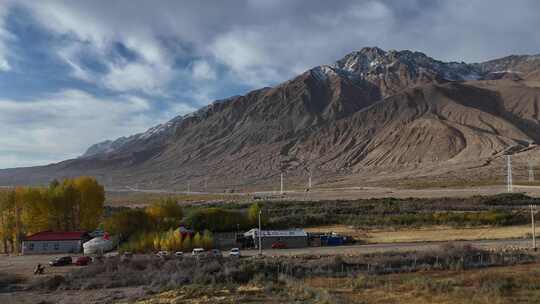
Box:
[2, 47, 540, 190]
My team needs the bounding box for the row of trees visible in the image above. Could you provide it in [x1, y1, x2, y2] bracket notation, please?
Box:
[0, 177, 105, 253]
[103, 199, 217, 253]
[102, 198, 184, 238]
[104, 200, 263, 238]
[103, 200, 263, 253]
[120, 229, 214, 253]
[183, 203, 263, 232]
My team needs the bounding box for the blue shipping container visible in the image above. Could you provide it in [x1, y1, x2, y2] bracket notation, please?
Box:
[326, 236, 344, 246]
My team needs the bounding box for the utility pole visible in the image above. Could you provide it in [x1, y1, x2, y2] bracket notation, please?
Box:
[531, 204, 537, 251]
[258, 210, 262, 255]
[187, 181, 191, 194]
[529, 161, 535, 183]
[280, 173, 284, 195]
[15, 202, 20, 254]
[308, 171, 312, 189]
[506, 155, 513, 193]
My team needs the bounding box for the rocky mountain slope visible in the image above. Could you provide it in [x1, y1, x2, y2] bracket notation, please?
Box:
[1, 47, 540, 190]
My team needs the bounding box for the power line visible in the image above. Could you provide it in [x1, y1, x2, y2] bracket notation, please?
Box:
[531, 204, 537, 250]
[280, 172, 284, 195]
[529, 161, 535, 183]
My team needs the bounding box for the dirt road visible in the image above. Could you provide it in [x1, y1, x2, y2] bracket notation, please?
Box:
[0, 253, 84, 279]
[281, 185, 540, 200]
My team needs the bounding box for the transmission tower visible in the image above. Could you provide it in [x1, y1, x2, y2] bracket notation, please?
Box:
[506, 155, 513, 193]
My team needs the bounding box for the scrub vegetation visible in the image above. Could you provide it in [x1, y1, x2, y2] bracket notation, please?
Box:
[192, 193, 537, 229]
[21, 245, 540, 304]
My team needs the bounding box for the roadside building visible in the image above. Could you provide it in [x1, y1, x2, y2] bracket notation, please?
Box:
[22, 231, 90, 255]
[244, 229, 308, 249]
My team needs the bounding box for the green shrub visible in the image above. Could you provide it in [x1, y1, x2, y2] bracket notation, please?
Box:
[183, 207, 250, 232]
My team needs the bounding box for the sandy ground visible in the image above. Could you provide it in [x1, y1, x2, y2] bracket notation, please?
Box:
[0, 253, 84, 279]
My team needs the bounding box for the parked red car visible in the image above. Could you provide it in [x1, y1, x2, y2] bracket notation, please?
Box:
[271, 241, 287, 249]
[49, 256, 72, 266]
[74, 256, 91, 266]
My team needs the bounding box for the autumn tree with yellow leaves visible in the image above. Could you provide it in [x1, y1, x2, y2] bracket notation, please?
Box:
[0, 177, 105, 253]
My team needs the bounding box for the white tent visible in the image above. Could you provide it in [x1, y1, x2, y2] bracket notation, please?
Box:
[83, 235, 118, 255]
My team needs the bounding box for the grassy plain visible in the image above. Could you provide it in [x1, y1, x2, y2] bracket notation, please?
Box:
[134, 262, 540, 304]
[305, 224, 533, 244]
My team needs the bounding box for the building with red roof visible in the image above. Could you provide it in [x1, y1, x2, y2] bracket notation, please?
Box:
[22, 231, 90, 255]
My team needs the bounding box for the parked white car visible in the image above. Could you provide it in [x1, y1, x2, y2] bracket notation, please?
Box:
[174, 251, 183, 258]
[156, 251, 170, 258]
[229, 248, 241, 258]
[192, 248, 205, 256]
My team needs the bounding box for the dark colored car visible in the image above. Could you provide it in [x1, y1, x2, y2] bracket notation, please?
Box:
[271, 242, 287, 249]
[74, 256, 91, 266]
[49, 256, 72, 266]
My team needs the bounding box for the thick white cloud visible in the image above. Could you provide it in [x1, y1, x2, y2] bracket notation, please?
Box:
[0, 90, 194, 168]
[191, 60, 216, 81]
[102, 62, 173, 95]
[16, 1, 175, 95]
[1, 0, 540, 168]
[7, 0, 540, 91]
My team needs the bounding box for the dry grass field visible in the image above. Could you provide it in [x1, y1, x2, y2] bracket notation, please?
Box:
[133, 263, 540, 304]
[306, 263, 540, 304]
[305, 224, 533, 244]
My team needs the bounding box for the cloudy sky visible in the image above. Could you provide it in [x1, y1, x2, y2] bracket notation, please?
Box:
[0, 0, 539, 169]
